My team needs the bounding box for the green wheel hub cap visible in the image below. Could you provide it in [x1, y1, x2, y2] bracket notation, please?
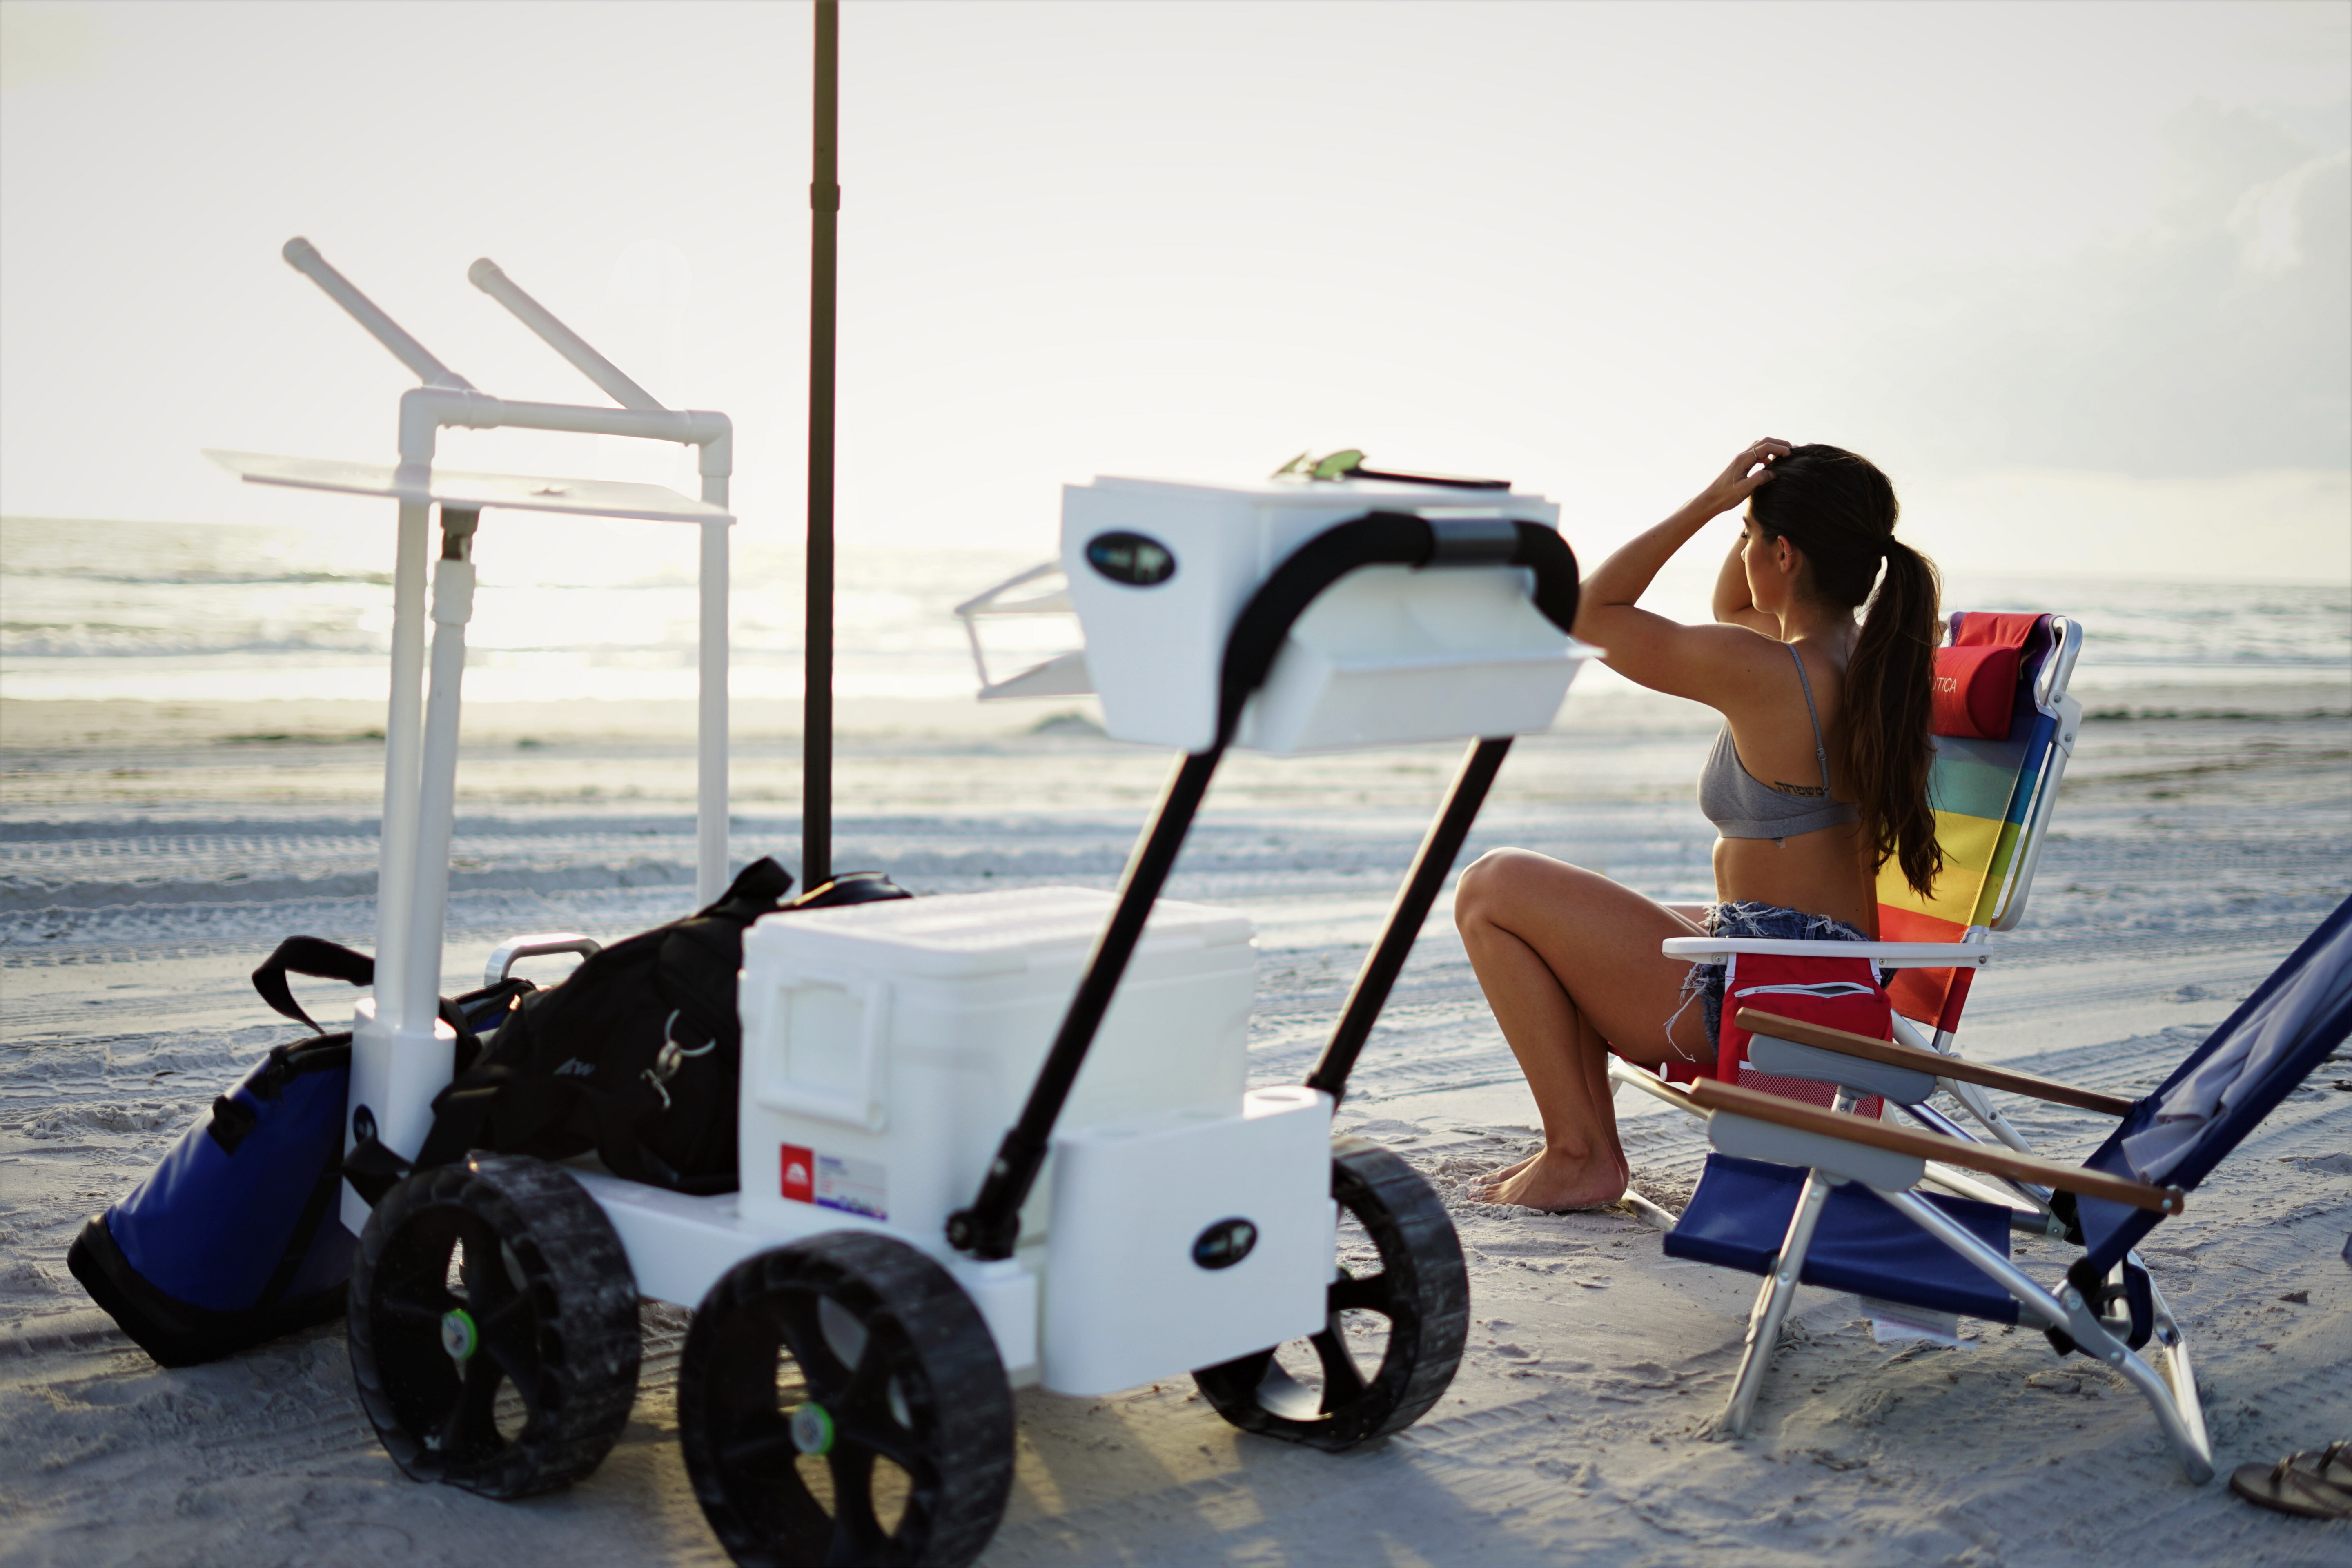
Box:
[789, 1401, 835, 1456]
[440, 1306, 479, 1361]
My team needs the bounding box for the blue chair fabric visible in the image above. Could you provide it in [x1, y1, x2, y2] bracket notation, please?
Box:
[2072, 900, 2350, 1274]
[1666, 1153, 2023, 1324]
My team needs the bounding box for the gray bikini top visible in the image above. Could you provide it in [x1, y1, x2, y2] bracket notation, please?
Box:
[1698, 642, 1862, 842]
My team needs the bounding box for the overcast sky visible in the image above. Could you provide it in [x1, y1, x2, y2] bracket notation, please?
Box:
[2, 0, 2345, 584]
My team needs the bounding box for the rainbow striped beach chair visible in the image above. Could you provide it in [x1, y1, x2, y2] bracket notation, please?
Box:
[1613, 611, 2087, 1229]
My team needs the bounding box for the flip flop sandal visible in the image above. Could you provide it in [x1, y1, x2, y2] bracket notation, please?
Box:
[2230, 1448, 2352, 1521]
[2316, 1441, 2351, 1492]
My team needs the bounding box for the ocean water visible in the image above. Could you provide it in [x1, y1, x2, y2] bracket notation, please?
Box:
[2, 515, 2345, 708]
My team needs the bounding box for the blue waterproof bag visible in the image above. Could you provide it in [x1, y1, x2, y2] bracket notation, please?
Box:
[68, 938, 516, 1367]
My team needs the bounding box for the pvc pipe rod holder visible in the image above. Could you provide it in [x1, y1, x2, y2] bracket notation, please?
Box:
[469, 258, 664, 412]
[283, 238, 472, 391]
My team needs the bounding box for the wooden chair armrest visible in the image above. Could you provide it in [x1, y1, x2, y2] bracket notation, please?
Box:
[1686, 1076, 2182, 1214]
[1735, 1008, 2136, 1118]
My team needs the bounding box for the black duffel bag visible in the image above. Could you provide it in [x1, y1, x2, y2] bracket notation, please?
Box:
[379, 860, 909, 1198]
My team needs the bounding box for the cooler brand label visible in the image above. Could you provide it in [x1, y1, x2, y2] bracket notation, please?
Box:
[780, 1144, 815, 1204]
[1192, 1216, 1258, 1270]
[1085, 531, 1176, 586]
[779, 1143, 887, 1221]
[814, 1153, 888, 1221]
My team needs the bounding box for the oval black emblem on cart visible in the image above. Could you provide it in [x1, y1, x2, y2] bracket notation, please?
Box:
[1192, 1217, 1258, 1270]
[1085, 531, 1176, 586]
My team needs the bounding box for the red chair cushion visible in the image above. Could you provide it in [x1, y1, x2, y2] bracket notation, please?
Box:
[1950, 610, 2040, 650]
[1932, 643, 2020, 739]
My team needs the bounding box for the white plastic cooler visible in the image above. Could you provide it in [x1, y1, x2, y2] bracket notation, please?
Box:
[736, 885, 1334, 1392]
[739, 885, 1254, 1243]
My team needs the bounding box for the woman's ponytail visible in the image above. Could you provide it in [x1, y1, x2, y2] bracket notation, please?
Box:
[1747, 444, 1942, 897]
[1844, 538, 1942, 897]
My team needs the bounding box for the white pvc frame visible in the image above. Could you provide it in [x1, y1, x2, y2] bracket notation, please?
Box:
[219, 241, 735, 1193]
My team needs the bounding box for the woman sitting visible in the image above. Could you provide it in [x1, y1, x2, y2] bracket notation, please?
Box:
[1454, 439, 1943, 1211]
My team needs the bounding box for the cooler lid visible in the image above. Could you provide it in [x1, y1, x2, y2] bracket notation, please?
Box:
[1082, 474, 1558, 514]
[746, 886, 1254, 978]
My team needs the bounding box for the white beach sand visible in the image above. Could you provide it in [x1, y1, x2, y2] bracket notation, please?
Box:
[2, 687, 2346, 1566]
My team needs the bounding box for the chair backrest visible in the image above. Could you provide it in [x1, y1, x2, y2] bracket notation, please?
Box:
[2073, 900, 2351, 1273]
[1876, 612, 2084, 1039]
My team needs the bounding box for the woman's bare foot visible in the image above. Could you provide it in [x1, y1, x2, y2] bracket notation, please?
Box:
[1474, 1149, 1631, 1212]
[1483, 1147, 1541, 1186]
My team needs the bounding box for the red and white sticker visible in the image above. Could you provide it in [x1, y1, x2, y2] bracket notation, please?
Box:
[778, 1143, 888, 1222]
[780, 1144, 815, 1205]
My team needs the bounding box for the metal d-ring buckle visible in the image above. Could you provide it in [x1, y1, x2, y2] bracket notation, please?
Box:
[641, 1009, 717, 1111]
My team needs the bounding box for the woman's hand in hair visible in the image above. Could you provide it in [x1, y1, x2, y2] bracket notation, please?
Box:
[1694, 437, 1791, 518]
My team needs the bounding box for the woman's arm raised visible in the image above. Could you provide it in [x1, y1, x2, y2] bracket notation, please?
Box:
[1573, 439, 1789, 705]
[1712, 534, 1778, 636]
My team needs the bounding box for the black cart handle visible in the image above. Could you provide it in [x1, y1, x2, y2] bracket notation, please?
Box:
[1213, 513, 1579, 748]
[946, 512, 1579, 1259]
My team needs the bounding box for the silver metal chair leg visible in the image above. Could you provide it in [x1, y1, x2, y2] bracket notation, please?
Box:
[1880, 1191, 2217, 1483]
[2143, 1267, 2212, 1477]
[1721, 1167, 1836, 1436]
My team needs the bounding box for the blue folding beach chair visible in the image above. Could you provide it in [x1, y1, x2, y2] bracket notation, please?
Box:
[1660, 901, 2350, 1480]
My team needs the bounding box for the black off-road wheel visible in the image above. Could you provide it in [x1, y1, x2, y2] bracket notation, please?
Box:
[678, 1231, 1015, 1567]
[1192, 1136, 1468, 1451]
[348, 1154, 641, 1499]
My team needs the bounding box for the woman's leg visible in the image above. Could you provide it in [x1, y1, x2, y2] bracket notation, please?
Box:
[1452, 849, 1711, 1210]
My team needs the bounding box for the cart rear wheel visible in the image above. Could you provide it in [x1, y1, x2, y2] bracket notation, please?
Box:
[348, 1154, 641, 1499]
[1192, 1136, 1467, 1450]
[679, 1231, 1014, 1566]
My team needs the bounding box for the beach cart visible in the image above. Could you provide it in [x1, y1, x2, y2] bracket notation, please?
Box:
[216, 239, 1597, 1563]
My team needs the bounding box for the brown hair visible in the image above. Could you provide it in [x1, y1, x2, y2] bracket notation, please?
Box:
[1748, 444, 1942, 896]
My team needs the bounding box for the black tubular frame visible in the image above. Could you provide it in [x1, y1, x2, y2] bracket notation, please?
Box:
[944, 512, 1579, 1259]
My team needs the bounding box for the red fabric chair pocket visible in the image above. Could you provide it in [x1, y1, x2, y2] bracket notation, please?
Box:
[1719, 952, 1894, 1119]
[1932, 643, 2020, 739]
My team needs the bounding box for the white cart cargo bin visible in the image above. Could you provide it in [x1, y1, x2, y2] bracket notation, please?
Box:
[958, 475, 1599, 753]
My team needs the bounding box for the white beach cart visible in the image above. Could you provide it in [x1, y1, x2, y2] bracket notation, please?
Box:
[218, 241, 1597, 1564]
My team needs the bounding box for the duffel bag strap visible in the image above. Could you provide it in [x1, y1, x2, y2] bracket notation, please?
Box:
[251, 937, 375, 1034]
[352, 1051, 529, 1206]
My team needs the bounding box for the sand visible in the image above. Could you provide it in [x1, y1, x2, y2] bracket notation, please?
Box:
[2, 693, 2346, 1566]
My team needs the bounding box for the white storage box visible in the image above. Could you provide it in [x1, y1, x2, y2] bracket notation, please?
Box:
[1062, 475, 1593, 753]
[1042, 1084, 1334, 1396]
[737, 887, 1255, 1254]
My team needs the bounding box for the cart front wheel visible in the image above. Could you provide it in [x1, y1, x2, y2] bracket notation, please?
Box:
[679, 1231, 1014, 1566]
[348, 1153, 641, 1498]
[1192, 1136, 1468, 1450]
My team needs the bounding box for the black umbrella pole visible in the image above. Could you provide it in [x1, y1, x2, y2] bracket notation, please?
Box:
[804, 0, 840, 888]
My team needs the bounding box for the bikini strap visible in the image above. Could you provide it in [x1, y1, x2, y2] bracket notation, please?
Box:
[1786, 642, 1833, 792]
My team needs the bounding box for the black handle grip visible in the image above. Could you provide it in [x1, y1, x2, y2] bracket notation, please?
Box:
[1213, 513, 1578, 748]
